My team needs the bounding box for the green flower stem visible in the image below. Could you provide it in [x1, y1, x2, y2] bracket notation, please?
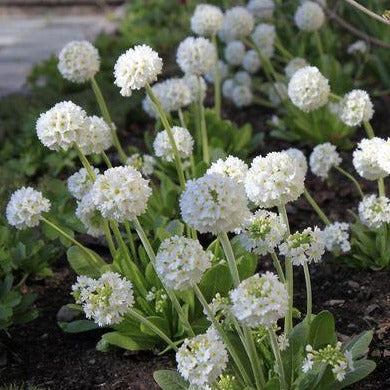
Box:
[145, 84, 186, 189]
[329, 92, 341, 101]
[268, 329, 287, 390]
[75, 145, 96, 180]
[275, 38, 293, 60]
[124, 221, 138, 261]
[219, 232, 240, 288]
[110, 221, 132, 262]
[278, 204, 290, 236]
[133, 217, 195, 337]
[304, 188, 331, 225]
[212, 34, 221, 119]
[128, 308, 178, 352]
[253, 97, 278, 108]
[178, 108, 187, 129]
[192, 284, 254, 387]
[103, 220, 117, 257]
[314, 30, 325, 70]
[101, 151, 113, 168]
[271, 251, 286, 283]
[378, 177, 386, 197]
[303, 263, 312, 324]
[91, 76, 127, 163]
[363, 121, 375, 139]
[335, 166, 364, 199]
[198, 76, 210, 165]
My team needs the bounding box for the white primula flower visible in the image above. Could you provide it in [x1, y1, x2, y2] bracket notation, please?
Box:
[224, 40, 246, 66]
[347, 40, 368, 55]
[309, 143, 341, 180]
[277, 333, 290, 351]
[180, 173, 249, 234]
[75, 191, 104, 238]
[230, 272, 289, 327]
[285, 148, 308, 176]
[358, 195, 390, 229]
[251, 23, 276, 59]
[67, 167, 99, 200]
[91, 166, 152, 223]
[58, 40, 100, 83]
[6, 187, 50, 230]
[234, 71, 252, 87]
[338, 90, 374, 127]
[222, 79, 235, 99]
[177, 37, 217, 75]
[77, 116, 112, 155]
[156, 236, 213, 291]
[323, 222, 350, 253]
[183, 74, 207, 103]
[36, 101, 87, 151]
[295, 1, 325, 31]
[126, 153, 155, 177]
[232, 85, 253, 107]
[285, 57, 308, 79]
[279, 227, 326, 266]
[204, 60, 228, 84]
[247, 0, 275, 20]
[243, 50, 261, 74]
[288, 66, 330, 112]
[72, 272, 134, 327]
[114, 45, 163, 96]
[191, 4, 224, 37]
[206, 156, 248, 183]
[238, 210, 287, 255]
[220, 6, 254, 41]
[245, 151, 306, 208]
[177, 327, 228, 388]
[153, 126, 194, 162]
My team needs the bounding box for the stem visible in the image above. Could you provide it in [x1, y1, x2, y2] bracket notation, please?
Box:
[178, 108, 187, 129]
[101, 151, 113, 168]
[75, 145, 96, 180]
[363, 121, 375, 138]
[278, 204, 290, 236]
[335, 166, 364, 199]
[103, 220, 116, 257]
[212, 34, 221, 119]
[268, 330, 287, 390]
[270, 252, 286, 283]
[198, 76, 210, 164]
[219, 233, 240, 287]
[275, 39, 293, 60]
[91, 76, 127, 163]
[343, 0, 390, 25]
[124, 221, 138, 261]
[378, 177, 386, 197]
[303, 263, 312, 324]
[304, 188, 331, 225]
[314, 30, 325, 70]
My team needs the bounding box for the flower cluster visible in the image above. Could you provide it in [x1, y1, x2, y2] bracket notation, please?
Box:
[251, 23, 276, 58]
[243, 50, 261, 74]
[309, 142, 341, 180]
[294, 1, 325, 32]
[126, 153, 155, 177]
[191, 4, 224, 37]
[285, 57, 308, 79]
[206, 156, 248, 183]
[323, 222, 351, 253]
[78, 116, 113, 155]
[285, 147, 308, 175]
[75, 192, 105, 238]
[67, 167, 99, 200]
[339, 90, 374, 127]
[347, 40, 368, 55]
[220, 6, 254, 42]
[224, 40, 246, 66]
[247, 0, 275, 21]
[358, 195, 390, 229]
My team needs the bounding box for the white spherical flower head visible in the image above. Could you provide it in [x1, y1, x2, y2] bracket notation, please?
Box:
[177, 327, 228, 388]
[36, 101, 87, 151]
[238, 210, 287, 255]
[156, 236, 213, 291]
[224, 40, 246, 66]
[191, 4, 224, 36]
[268, 82, 288, 106]
[177, 37, 217, 75]
[358, 195, 390, 229]
[58, 40, 100, 83]
[288, 66, 330, 112]
[67, 167, 99, 200]
[77, 116, 113, 155]
[309, 142, 341, 180]
[339, 90, 374, 127]
[180, 173, 249, 234]
[232, 85, 253, 107]
[347, 40, 368, 55]
[72, 272, 134, 327]
[247, 0, 275, 20]
[153, 126, 194, 162]
[221, 6, 254, 41]
[285, 57, 308, 79]
[234, 71, 252, 87]
[323, 222, 350, 253]
[183, 74, 207, 103]
[114, 45, 163, 96]
[6, 187, 51, 230]
[222, 79, 235, 99]
[294, 1, 325, 31]
[251, 23, 276, 59]
[75, 191, 104, 237]
[206, 156, 248, 183]
[230, 272, 288, 327]
[245, 151, 306, 208]
[126, 153, 155, 177]
[353, 138, 388, 180]
[91, 166, 152, 223]
[204, 60, 228, 84]
[243, 50, 261, 74]
[285, 148, 308, 176]
[279, 227, 326, 266]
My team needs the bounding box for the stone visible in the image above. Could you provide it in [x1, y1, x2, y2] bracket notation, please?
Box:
[56, 304, 79, 322]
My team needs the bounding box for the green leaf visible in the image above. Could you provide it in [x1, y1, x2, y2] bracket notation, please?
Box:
[153, 370, 189, 390]
[140, 316, 171, 338]
[103, 331, 157, 351]
[308, 311, 337, 349]
[343, 331, 373, 359]
[67, 245, 106, 278]
[199, 263, 232, 301]
[58, 320, 100, 333]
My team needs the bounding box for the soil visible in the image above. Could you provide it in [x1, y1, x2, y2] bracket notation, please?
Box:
[1, 99, 390, 389]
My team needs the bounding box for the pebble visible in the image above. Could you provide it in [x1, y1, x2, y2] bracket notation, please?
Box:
[324, 299, 345, 306]
[346, 280, 360, 289]
[56, 305, 79, 322]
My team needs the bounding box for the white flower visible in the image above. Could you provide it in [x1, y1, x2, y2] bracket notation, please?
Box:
[153, 126, 194, 162]
[251, 23, 276, 59]
[285, 148, 308, 176]
[114, 45, 163, 96]
[126, 153, 155, 177]
[230, 272, 289, 327]
[347, 40, 368, 55]
[302, 354, 314, 373]
[295, 1, 325, 31]
[75, 191, 104, 237]
[378, 139, 390, 174]
[72, 272, 134, 326]
[309, 142, 341, 180]
[176, 327, 228, 388]
[279, 227, 326, 266]
[91, 166, 152, 223]
[358, 195, 390, 229]
[156, 236, 213, 291]
[221, 6, 254, 41]
[338, 90, 374, 127]
[288, 66, 330, 112]
[183, 74, 207, 103]
[238, 210, 287, 255]
[77, 116, 112, 155]
[177, 37, 217, 75]
[222, 79, 235, 99]
[58, 40, 100, 83]
[36, 101, 87, 151]
[6, 187, 50, 230]
[353, 138, 388, 180]
[268, 82, 288, 106]
[67, 167, 99, 200]
[232, 85, 253, 107]
[204, 60, 228, 84]
[247, 0, 275, 20]
[191, 4, 224, 36]
[285, 57, 308, 79]
[332, 361, 348, 382]
[180, 173, 249, 234]
[224, 40, 246, 66]
[277, 333, 290, 351]
[206, 156, 248, 183]
[234, 71, 252, 87]
[245, 151, 306, 208]
[243, 50, 261, 74]
[323, 222, 350, 253]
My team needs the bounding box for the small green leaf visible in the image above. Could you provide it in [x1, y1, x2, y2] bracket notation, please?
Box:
[308, 311, 337, 349]
[153, 370, 189, 390]
[67, 246, 106, 278]
[58, 320, 100, 333]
